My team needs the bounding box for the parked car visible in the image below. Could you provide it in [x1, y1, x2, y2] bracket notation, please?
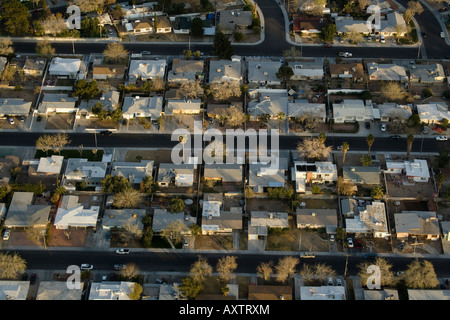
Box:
[19, 116, 25, 123]
[2, 229, 10, 240]
[355, 238, 362, 249]
[329, 234, 335, 242]
[423, 126, 429, 134]
[390, 135, 401, 140]
[300, 252, 316, 258]
[8, 118, 14, 125]
[439, 7, 448, 12]
[441, 32, 445, 38]
[347, 238, 354, 248]
[116, 248, 130, 254]
[100, 130, 112, 136]
[336, 279, 343, 286]
[380, 35, 385, 43]
[339, 52, 352, 58]
[365, 121, 370, 129]
[80, 264, 94, 270]
[436, 136, 448, 141]
[363, 253, 378, 259]
[322, 43, 332, 48]
[114, 264, 126, 271]
[380, 123, 386, 132]
[184, 237, 189, 247]
[327, 277, 334, 286]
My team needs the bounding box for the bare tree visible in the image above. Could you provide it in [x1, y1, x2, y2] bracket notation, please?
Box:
[216, 256, 238, 282]
[337, 177, 357, 196]
[300, 263, 336, 285]
[70, 0, 105, 13]
[0, 252, 27, 279]
[52, 133, 71, 154]
[40, 13, 68, 36]
[103, 42, 129, 64]
[36, 40, 55, 59]
[403, 1, 423, 24]
[113, 188, 144, 208]
[36, 134, 56, 155]
[275, 256, 299, 283]
[120, 263, 139, 280]
[297, 137, 332, 160]
[179, 80, 204, 99]
[0, 37, 14, 56]
[209, 81, 241, 101]
[190, 256, 213, 283]
[0, 65, 16, 82]
[25, 225, 47, 248]
[256, 261, 274, 281]
[404, 259, 439, 289]
[357, 257, 397, 288]
[381, 82, 406, 102]
[160, 220, 189, 248]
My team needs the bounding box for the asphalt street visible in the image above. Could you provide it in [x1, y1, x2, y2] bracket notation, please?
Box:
[6, 249, 450, 278]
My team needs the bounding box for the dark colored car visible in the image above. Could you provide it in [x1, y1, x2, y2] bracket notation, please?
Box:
[363, 253, 378, 259]
[390, 135, 401, 140]
[100, 130, 112, 136]
[322, 43, 332, 48]
[21, 273, 28, 281]
[365, 121, 370, 129]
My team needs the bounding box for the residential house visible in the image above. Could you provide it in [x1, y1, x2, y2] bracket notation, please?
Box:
[167, 59, 204, 83]
[208, 58, 243, 83]
[203, 163, 243, 183]
[341, 197, 360, 218]
[111, 160, 153, 185]
[248, 285, 293, 300]
[343, 166, 381, 185]
[88, 282, 136, 300]
[287, 101, 326, 122]
[102, 209, 146, 231]
[201, 194, 242, 235]
[48, 57, 81, 79]
[247, 89, 288, 120]
[152, 208, 196, 233]
[171, 16, 191, 34]
[122, 2, 156, 20]
[288, 59, 324, 81]
[164, 99, 202, 115]
[332, 99, 374, 123]
[157, 163, 196, 188]
[377, 12, 407, 36]
[364, 289, 399, 300]
[0, 281, 30, 300]
[37, 93, 78, 115]
[11, 56, 46, 76]
[291, 161, 338, 193]
[336, 16, 371, 35]
[296, 208, 338, 229]
[0, 98, 32, 117]
[0, 156, 19, 185]
[155, 15, 172, 33]
[126, 18, 153, 34]
[54, 195, 100, 230]
[4, 192, 51, 229]
[417, 103, 450, 124]
[92, 64, 126, 80]
[128, 59, 167, 82]
[298, 1, 330, 13]
[36, 281, 83, 300]
[367, 62, 408, 82]
[292, 17, 325, 35]
[407, 289, 450, 300]
[394, 211, 440, 240]
[385, 159, 430, 183]
[247, 59, 282, 86]
[77, 91, 120, 119]
[329, 63, 365, 82]
[299, 285, 346, 300]
[217, 10, 253, 34]
[62, 158, 108, 191]
[345, 201, 390, 238]
[410, 64, 446, 83]
[373, 103, 412, 122]
[248, 211, 289, 240]
[27, 155, 64, 178]
[122, 96, 163, 121]
[248, 158, 289, 193]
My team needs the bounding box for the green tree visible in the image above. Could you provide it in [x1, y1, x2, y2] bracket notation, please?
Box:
[276, 66, 294, 88]
[128, 283, 143, 300]
[212, 32, 234, 59]
[321, 23, 337, 42]
[73, 80, 101, 99]
[190, 17, 204, 37]
[366, 134, 375, 155]
[371, 186, 385, 200]
[277, 112, 286, 133]
[170, 198, 185, 213]
[360, 154, 372, 166]
[139, 176, 156, 194]
[101, 175, 131, 193]
[80, 17, 100, 37]
[1, 0, 30, 36]
[317, 132, 326, 144]
[180, 277, 203, 299]
[311, 184, 322, 194]
[341, 141, 350, 164]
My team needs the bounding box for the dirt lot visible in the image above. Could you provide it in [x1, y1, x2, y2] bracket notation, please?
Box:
[247, 198, 292, 213]
[194, 235, 233, 250]
[126, 149, 173, 164]
[7, 227, 87, 247]
[45, 113, 75, 130]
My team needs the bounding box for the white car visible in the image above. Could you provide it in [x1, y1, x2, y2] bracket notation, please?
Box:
[347, 238, 354, 248]
[80, 264, 94, 270]
[436, 136, 448, 141]
[441, 32, 445, 38]
[381, 123, 386, 132]
[380, 35, 385, 43]
[116, 248, 130, 254]
[2, 229, 10, 241]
